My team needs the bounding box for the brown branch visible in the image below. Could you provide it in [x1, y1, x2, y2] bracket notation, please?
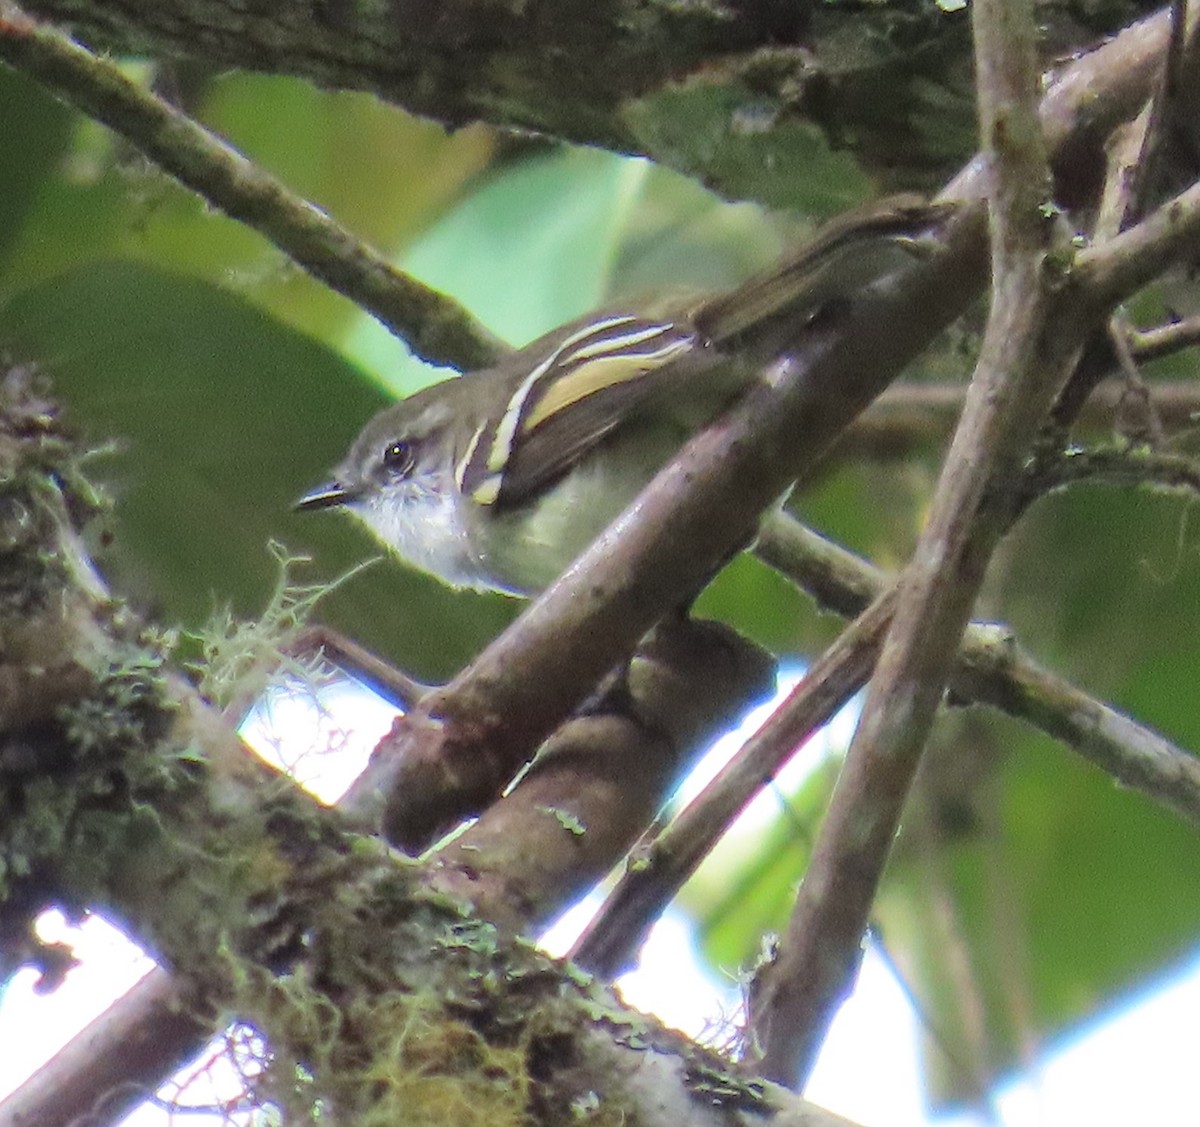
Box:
[1094, 101, 1152, 242]
[0, 2, 504, 372]
[1134, 312, 1200, 359]
[1035, 9, 1169, 159]
[747, 0, 1060, 1085]
[570, 590, 893, 979]
[1095, 0, 1188, 238]
[954, 633, 1200, 824]
[0, 970, 211, 1127]
[756, 516, 1200, 825]
[1017, 443, 1200, 511]
[1052, 0, 1177, 437]
[426, 618, 776, 936]
[6, 0, 842, 176]
[3, 0, 1158, 206]
[844, 376, 1200, 459]
[1150, 0, 1200, 190]
[1076, 177, 1200, 306]
[1107, 312, 1167, 445]
[575, 503, 1200, 983]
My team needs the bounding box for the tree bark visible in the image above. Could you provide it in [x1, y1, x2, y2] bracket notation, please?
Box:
[0, 375, 852, 1127]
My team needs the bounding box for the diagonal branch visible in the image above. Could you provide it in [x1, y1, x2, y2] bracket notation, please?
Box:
[1075, 176, 1200, 304]
[0, 1, 504, 372]
[1132, 312, 1200, 359]
[424, 617, 777, 936]
[0, 970, 211, 1127]
[756, 517, 1200, 827]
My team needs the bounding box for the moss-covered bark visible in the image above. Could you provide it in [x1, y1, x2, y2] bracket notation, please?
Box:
[10, 0, 1166, 204]
[0, 372, 850, 1126]
[12, 0, 982, 204]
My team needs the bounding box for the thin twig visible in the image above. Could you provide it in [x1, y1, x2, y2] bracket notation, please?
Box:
[1108, 312, 1167, 445]
[1053, 0, 1182, 433]
[1049, 172, 1200, 428]
[0, 2, 505, 372]
[758, 515, 1200, 825]
[1146, 0, 1197, 190]
[1076, 177, 1200, 306]
[1098, 0, 1187, 236]
[1094, 101, 1153, 242]
[846, 376, 1200, 458]
[1019, 443, 1200, 508]
[1133, 312, 1200, 359]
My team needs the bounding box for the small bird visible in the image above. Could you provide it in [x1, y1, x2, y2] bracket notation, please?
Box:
[297, 196, 952, 595]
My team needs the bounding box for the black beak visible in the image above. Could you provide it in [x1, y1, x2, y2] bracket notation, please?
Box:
[294, 482, 355, 512]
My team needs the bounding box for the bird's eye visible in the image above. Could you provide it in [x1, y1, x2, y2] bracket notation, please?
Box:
[382, 440, 415, 477]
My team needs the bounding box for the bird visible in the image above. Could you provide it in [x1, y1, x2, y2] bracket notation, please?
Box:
[297, 195, 952, 595]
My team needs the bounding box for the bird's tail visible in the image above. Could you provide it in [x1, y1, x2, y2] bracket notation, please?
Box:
[694, 194, 956, 349]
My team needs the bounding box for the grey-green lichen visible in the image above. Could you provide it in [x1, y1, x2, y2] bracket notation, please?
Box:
[186, 541, 373, 710]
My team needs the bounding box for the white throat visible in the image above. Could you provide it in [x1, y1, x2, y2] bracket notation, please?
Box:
[350, 477, 497, 593]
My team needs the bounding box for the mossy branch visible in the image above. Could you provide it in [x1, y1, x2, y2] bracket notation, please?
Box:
[0, 378, 854, 1127]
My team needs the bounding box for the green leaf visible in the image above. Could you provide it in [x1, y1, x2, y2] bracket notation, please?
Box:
[0, 260, 513, 680]
[344, 145, 652, 386]
[0, 67, 76, 272]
